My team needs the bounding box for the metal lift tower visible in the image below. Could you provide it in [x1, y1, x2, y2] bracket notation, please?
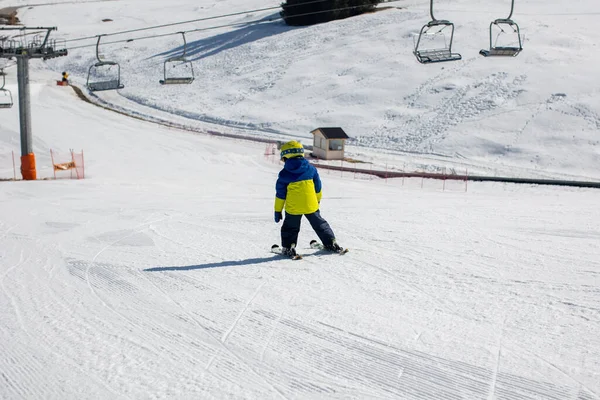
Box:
[0, 27, 67, 180]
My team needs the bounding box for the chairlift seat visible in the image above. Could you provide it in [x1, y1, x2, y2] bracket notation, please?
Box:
[160, 77, 194, 85]
[414, 20, 462, 64]
[159, 32, 195, 85]
[93, 60, 118, 68]
[0, 98, 12, 108]
[88, 80, 124, 92]
[480, 15, 523, 57]
[87, 62, 124, 91]
[86, 36, 125, 92]
[160, 57, 195, 85]
[415, 48, 462, 63]
[0, 76, 12, 108]
[479, 47, 521, 57]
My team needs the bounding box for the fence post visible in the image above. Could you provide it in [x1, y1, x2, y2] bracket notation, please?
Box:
[50, 149, 56, 179]
[443, 167, 446, 191]
[70, 149, 76, 179]
[12, 151, 16, 180]
[402, 163, 405, 186]
[385, 163, 388, 183]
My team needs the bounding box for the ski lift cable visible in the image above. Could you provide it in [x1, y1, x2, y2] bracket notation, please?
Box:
[66, 2, 398, 51]
[65, 5, 279, 43]
[67, 20, 247, 50]
[65, 0, 376, 43]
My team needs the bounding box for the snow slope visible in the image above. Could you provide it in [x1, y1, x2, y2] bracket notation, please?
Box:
[1, 0, 600, 399]
[6, 0, 598, 179]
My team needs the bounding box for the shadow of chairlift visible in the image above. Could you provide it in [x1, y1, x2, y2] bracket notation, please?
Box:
[159, 32, 195, 85]
[0, 69, 13, 108]
[413, 0, 462, 64]
[479, 0, 523, 57]
[86, 35, 125, 92]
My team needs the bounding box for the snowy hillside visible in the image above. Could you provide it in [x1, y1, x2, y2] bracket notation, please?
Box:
[1, 0, 599, 399]
[1, 0, 598, 179]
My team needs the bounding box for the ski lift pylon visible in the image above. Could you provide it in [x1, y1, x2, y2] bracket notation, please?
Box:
[160, 32, 194, 85]
[479, 0, 523, 57]
[0, 69, 13, 109]
[413, 0, 462, 64]
[86, 35, 125, 92]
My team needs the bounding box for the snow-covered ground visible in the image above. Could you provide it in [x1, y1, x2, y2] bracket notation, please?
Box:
[1, 0, 599, 399]
[1, 0, 599, 179]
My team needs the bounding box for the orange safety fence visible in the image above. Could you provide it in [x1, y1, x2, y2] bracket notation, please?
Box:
[263, 143, 280, 164]
[50, 149, 85, 179]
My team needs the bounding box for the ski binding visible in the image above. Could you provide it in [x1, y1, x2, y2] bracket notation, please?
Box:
[310, 240, 349, 255]
[271, 244, 303, 260]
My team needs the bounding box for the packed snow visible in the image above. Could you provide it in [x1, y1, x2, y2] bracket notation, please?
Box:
[0, 0, 599, 398]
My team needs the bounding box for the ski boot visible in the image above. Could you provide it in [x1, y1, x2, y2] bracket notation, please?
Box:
[281, 246, 298, 257]
[323, 240, 343, 253]
[310, 239, 347, 254]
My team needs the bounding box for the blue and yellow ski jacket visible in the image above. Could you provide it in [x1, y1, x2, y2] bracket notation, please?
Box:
[274, 157, 322, 215]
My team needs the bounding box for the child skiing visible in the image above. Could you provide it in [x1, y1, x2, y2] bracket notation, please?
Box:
[274, 140, 343, 257]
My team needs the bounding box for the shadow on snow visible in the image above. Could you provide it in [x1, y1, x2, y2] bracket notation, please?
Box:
[153, 15, 296, 62]
[144, 255, 286, 271]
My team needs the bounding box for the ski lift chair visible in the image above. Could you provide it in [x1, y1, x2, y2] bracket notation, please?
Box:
[1, 39, 20, 56]
[160, 32, 194, 85]
[479, 0, 523, 57]
[414, 0, 462, 64]
[86, 35, 125, 92]
[0, 70, 13, 108]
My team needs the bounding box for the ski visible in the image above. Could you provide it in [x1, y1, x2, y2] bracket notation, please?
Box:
[271, 244, 303, 260]
[309, 240, 349, 255]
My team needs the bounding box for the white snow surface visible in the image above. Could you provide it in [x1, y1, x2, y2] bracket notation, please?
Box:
[0, 0, 599, 399]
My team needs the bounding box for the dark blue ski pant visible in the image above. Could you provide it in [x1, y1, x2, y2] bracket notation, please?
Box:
[281, 210, 335, 249]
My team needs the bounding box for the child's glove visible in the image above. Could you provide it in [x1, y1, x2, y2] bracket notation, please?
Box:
[274, 211, 282, 223]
